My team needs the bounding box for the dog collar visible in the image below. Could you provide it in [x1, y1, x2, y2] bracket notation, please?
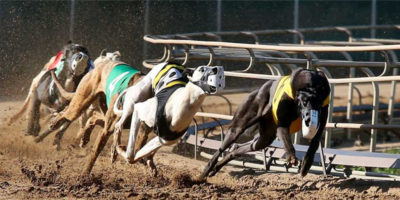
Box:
[48, 51, 65, 71]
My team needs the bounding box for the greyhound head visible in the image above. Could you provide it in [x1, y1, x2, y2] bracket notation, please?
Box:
[61, 43, 92, 77]
[47, 43, 92, 101]
[190, 65, 225, 94]
[291, 69, 330, 140]
[291, 68, 330, 176]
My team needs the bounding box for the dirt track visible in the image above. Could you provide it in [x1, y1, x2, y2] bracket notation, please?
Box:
[1, 100, 400, 199]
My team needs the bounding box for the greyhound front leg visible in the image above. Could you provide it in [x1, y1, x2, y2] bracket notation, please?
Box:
[114, 77, 153, 134]
[114, 92, 133, 134]
[116, 109, 141, 163]
[277, 127, 298, 167]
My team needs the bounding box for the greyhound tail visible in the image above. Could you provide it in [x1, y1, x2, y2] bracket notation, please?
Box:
[113, 89, 128, 116]
[50, 70, 75, 101]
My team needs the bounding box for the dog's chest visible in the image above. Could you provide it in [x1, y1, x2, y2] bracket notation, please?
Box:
[271, 76, 301, 133]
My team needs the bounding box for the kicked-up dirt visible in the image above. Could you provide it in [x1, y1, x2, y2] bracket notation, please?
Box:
[1, 100, 400, 199]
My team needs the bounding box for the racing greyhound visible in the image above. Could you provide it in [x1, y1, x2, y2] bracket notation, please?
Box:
[7, 42, 92, 136]
[110, 63, 225, 176]
[34, 52, 143, 151]
[48, 50, 121, 147]
[200, 68, 330, 179]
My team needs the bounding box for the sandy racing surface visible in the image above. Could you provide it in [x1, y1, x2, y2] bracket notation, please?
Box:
[1, 99, 400, 199]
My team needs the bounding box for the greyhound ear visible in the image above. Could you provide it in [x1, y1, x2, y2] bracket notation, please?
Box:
[317, 70, 328, 79]
[290, 68, 304, 86]
[113, 51, 121, 57]
[112, 51, 121, 60]
[290, 68, 303, 80]
[99, 49, 107, 57]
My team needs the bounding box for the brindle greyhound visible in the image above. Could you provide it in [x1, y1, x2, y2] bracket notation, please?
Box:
[200, 69, 330, 179]
[7, 42, 92, 137]
[34, 52, 140, 152]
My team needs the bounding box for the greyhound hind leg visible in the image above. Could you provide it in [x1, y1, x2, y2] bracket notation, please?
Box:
[26, 91, 41, 136]
[76, 112, 105, 148]
[83, 97, 119, 175]
[209, 121, 276, 177]
[35, 117, 70, 143]
[53, 121, 73, 150]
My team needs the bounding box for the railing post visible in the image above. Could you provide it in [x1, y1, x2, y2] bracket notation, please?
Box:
[387, 51, 398, 124]
[388, 68, 398, 124]
[193, 118, 198, 160]
[346, 68, 355, 140]
[370, 78, 379, 152]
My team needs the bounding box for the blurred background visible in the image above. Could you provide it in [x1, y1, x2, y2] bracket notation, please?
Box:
[0, 0, 399, 99]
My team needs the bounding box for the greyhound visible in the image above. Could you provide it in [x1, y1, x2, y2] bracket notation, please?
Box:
[48, 50, 122, 147]
[7, 42, 92, 137]
[110, 63, 225, 176]
[200, 68, 330, 179]
[34, 51, 139, 151]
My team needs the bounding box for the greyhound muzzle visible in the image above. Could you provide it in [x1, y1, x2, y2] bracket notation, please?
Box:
[302, 109, 319, 139]
[193, 66, 225, 94]
[71, 52, 90, 76]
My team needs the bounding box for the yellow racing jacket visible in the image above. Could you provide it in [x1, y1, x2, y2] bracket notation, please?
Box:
[272, 75, 330, 134]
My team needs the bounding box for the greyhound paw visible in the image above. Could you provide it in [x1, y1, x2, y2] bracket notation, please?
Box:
[111, 145, 118, 164]
[116, 145, 134, 164]
[198, 171, 208, 181]
[114, 122, 122, 133]
[208, 168, 218, 177]
[126, 157, 135, 164]
[146, 159, 158, 177]
[52, 143, 61, 151]
[34, 136, 43, 143]
[79, 137, 90, 148]
[285, 154, 298, 167]
[150, 168, 158, 177]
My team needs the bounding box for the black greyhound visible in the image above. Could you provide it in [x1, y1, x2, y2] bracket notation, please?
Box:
[200, 68, 330, 179]
[8, 42, 92, 136]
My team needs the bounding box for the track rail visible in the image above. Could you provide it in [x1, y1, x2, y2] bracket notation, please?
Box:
[145, 35, 400, 52]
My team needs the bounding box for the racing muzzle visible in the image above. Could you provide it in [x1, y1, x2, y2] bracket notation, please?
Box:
[193, 66, 225, 94]
[71, 52, 90, 76]
[302, 109, 319, 139]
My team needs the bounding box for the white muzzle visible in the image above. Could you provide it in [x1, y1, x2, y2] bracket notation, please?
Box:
[71, 52, 89, 76]
[193, 65, 225, 94]
[302, 109, 319, 139]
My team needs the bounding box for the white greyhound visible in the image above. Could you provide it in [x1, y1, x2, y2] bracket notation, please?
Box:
[111, 63, 225, 166]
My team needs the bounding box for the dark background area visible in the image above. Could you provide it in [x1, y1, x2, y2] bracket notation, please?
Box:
[0, 0, 399, 99]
